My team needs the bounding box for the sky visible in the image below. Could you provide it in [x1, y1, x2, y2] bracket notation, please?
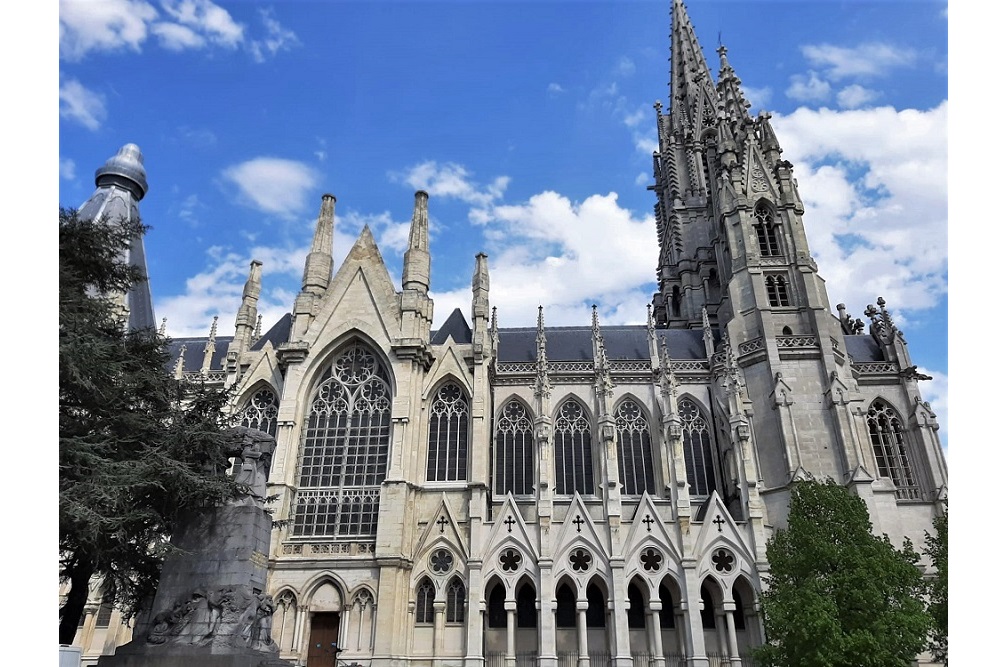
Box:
[54, 0, 948, 437]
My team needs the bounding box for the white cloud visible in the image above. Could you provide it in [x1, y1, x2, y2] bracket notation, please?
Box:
[59, 78, 107, 130]
[548, 82, 566, 95]
[616, 56, 636, 77]
[150, 21, 204, 50]
[802, 42, 917, 80]
[248, 8, 299, 63]
[60, 157, 77, 181]
[221, 157, 318, 218]
[430, 188, 658, 328]
[60, 0, 158, 60]
[742, 85, 772, 110]
[836, 84, 879, 109]
[771, 102, 948, 319]
[786, 72, 832, 102]
[917, 367, 948, 447]
[634, 172, 650, 186]
[392, 161, 510, 209]
[159, 0, 243, 47]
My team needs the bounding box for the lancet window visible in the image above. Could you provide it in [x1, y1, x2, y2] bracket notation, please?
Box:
[866, 399, 921, 500]
[446, 578, 466, 623]
[753, 202, 782, 257]
[427, 382, 470, 482]
[616, 399, 655, 496]
[554, 399, 594, 495]
[234, 386, 279, 436]
[493, 399, 534, 496]
[293, 343, 392, 538]
[415, 579, 435, 624]
[679, 398, 717, 497]
[765, 273, 790, 307]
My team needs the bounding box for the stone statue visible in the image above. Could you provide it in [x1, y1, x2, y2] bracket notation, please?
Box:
[225, 426, 276, 506]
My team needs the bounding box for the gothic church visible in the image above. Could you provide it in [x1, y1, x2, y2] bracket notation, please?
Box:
[67, 1, 947, 666]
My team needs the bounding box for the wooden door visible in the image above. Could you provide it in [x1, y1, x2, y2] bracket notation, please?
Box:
[307, 612, 341, 667]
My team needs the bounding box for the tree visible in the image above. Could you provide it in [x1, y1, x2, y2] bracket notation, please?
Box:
[59, 208, 238, 644]
[924, 508, 947, 664]
[753, 480, 931, 667]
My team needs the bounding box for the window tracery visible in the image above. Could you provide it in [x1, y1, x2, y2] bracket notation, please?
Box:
[427, 382, 469, 482]
[679, 398, 717, 497]
[753, 202, 781, 257]
[415, 578, 434, 624]
[446, 578, 466, 623]
[615, 399, 655, 496]
[234, 387, 279, 436]
[765, 273, 790, 307]
[554, 400, 594, 495]
[293, 343, 391, 538]
[493, 399, 534, 496]
[867, 399, 921, 500]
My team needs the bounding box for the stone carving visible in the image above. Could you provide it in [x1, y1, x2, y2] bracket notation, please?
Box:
[146, 587, 278, 653]
[225, 426, 276, 506]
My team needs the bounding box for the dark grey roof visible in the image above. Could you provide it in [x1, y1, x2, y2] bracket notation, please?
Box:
[251, 312, 292, 351]
[844, 335, 884, 363]
[431, 308, 473, 345]
[496, 326, 712, 362]
[165, 336, 234, 373]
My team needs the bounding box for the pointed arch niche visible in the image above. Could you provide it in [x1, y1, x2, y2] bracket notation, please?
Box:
[292, 341, 393, 538]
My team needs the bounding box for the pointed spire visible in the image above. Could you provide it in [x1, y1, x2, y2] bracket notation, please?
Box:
[301, 194, 336, 294]
[669, 0, 719, 137]
[490, 306, 499, 355]
[534, 306, 551, 398]
[201, 315, 218, 374]
[658, 335, 678, 400]
[233, 260, 263, 355]
[702, 306, 715, 357]
[403, 190, 431, 293]
[716, 44, 752, 124]
[592, 305, 614, 402]
[472, 252, 490, 320]
[758, 110, 782, 163]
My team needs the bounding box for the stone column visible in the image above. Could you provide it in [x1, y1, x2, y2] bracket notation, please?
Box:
[343, 605, 354, 652]
[724, 608, 741, 667]
[714, 612, 728, 664]
[577, 601, 590, 667]
[538, 564, 557, 667]
[434, 600, 447, 657]
[673, 609, 687, 660]
[293, 606, 309, 655]
[506, 601, 518, 667]
[80, 607, 98, 654]
[681, 573, 708, 667]
[648, 602, 665, 667]
[465, 563, 486, 667]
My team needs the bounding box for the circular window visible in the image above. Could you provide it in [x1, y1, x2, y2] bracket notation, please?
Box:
[499, 548, 522, 572]
[711, 548, 735, 574]
[569, 548, 592, 572]
[640, 547, 662, 572]
[430, 548, 454, 574]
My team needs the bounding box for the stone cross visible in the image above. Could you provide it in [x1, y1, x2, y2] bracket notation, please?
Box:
[573, 515, 585, 533]
[713, 515, 725, 533]
[436, 516, 448, 533]
[504, 516, 516, 533]
[642, 514, 654, 532]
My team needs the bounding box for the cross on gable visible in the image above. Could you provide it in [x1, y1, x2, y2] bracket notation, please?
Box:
[712, 515, 725, 533]
[572, 515, 584, 533]
[504, 516, 515, 533]
[642, 514, 654, 532]
[436, 516, 449, 533]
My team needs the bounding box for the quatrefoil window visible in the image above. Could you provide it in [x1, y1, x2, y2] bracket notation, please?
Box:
[640, 548, 662, 572]
[499, 548, 523, 572]
[569, 548, 592, 572]
[430, 548, 454, 574]
[712, 548, 735, 573]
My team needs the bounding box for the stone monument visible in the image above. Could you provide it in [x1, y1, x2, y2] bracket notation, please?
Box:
[99, 427, 292, 667]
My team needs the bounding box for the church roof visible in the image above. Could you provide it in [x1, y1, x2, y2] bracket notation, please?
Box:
[844, 334, 885, 363]
[166, 335, 234, 374]
[430, 308, 473, 345]
[496, 326, 711, 362]
[250, 312, 293, 351]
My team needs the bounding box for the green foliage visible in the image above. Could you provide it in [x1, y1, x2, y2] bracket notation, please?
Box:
[59, 208, 238, 641]
[753, 480, 931, 667]
[923, 509, 947, 664]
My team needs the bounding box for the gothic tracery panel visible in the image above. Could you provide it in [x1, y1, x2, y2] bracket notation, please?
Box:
[679, 398, 717, 497]
[234, 386, 279, 436]
[493, 399, 534, 496]
[615, 398, 655, 496]
[427, 382, 470, 482]
[866, 399, 921, 500]
[554, 399, 594, 495]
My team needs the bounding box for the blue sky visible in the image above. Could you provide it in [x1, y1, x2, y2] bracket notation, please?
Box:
[55, 0, 948, 442]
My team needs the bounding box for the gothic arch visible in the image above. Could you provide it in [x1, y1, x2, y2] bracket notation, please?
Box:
[676, 394, 719, 498]
[495, 395, 536, 421]
[864, 396, 922, 499]
[232, 381, 280, 436]
[302, 574, 347, 612]
[493, 397, 537, 497]
[612, 395, 658, 497]
[552, 396, 596, 496]
[425, 377, 471, 482]
[300, 331, 397, 405]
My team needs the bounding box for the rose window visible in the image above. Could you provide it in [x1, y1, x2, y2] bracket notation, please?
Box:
[499, 548, 522, 572]
[640, 547, 662, 572]
[430, 548, 454, 574]
[711, 548, 735, 573]
[569, 548, 592, 572]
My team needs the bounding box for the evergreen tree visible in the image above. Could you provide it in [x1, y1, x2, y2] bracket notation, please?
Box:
[924, 509, 947, 664]
[753, 480, 931, 667]
[59, 208, 238, 644]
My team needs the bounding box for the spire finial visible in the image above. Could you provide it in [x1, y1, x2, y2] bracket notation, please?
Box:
[403, 190, 431, 293]
[254, 314, 263, 342]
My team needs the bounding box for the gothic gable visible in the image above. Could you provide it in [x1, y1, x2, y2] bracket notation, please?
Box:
[740, 138, 780, 201]
[231, 346, 283, 404]
[692, 492, 755, 582]
[422, 343, 474, 400]
[414, 494, 470, 563]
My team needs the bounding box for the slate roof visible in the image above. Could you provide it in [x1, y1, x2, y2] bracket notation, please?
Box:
[165, 336, 234, 374]
[843, 334, 885, 362]
[251, 312, 293, 351]
[430, 308, 473, 345]
[496, 326, 715, 362]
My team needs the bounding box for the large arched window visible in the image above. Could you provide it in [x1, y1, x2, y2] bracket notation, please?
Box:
[554, 399, 594, 495]
[867, 399, 920, 500]
[293, 343, 392, 537]
[494, 399, 534, 496]
[679, 398, 717, 497]
[234, 386, 279, 436]
[616, 399, 655, 496]
[446, 578, 466, 623]
[427, 382, 469, 481]
[765, 274, 791, 307]
[415, 578, 435, 624]
[753, 201, 781, 257]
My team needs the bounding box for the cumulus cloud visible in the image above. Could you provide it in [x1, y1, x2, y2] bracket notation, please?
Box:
[60, 0, 158, 60]
[430, 187, 658, 328]
[59, 78, 107, 130]
[159, 0, 243, 47]
[248, 7, 299, 63]
[836, 84, 879, 109]
[801, 42, 918, 80]
[391, 161, 510, 209]
[786, 72, 832, 103]
[221, 157, 318, 218]
[771, 102, 948, 319]
[60, 157, 77, 181]
[616, 56, 636, 77]
[742, 85, 772, 110]
[917, 367, 948, 447]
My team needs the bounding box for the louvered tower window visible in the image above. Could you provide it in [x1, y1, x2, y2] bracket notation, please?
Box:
[616, 399, 655, 496]
[765, 274, 790, 307]
[235, 387, 279, 436]
[867, 400, 921, 500]
[679, 398, 717, 497]
[753, 202, 782, 257]
[554, 399, 594, 495]
[493, 399, 534, 496]
[293, 343, 391, 537]
[446, 578, 466, 623]
[427, 382, 470, 481]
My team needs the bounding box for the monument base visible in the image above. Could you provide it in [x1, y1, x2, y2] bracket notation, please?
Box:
[97, 643, 294, 667]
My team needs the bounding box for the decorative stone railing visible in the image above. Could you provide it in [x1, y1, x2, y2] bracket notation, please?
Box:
[775, 335, 818, 348]
[182, 370, 227, 383]
[281, 541, 376, 556]
[852, 362, 899, 374]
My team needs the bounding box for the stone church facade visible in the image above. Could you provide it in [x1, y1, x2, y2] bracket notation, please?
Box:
[66, 1, 947, 666]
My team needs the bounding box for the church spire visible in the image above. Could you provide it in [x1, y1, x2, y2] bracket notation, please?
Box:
[232, 259, 262, 356]
[716, 44, 753, 125]
[669, 0, 720, 140]
[402, 190, 431, 294]
[301, 193, 336, 294]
